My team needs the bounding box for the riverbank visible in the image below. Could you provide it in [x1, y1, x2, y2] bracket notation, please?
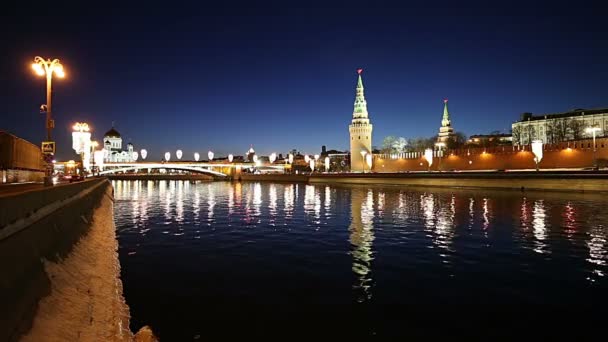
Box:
[105, 174, 213, 181]
[238, 171, 608, 193]
[21, 185, 133, 341]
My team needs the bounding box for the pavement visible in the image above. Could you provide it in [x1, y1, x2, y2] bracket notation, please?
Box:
[0, 182, 44, 197]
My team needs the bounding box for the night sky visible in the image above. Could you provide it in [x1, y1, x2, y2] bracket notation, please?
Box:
[2, 1, 607, 160]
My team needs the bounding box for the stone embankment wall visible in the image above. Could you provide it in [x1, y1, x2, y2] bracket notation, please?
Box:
[0, 179, 128, 341]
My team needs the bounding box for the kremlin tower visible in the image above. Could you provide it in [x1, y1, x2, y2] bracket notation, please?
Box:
[348, 69, 374, 172]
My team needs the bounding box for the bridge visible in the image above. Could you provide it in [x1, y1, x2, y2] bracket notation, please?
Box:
[94, 162, 287, 177]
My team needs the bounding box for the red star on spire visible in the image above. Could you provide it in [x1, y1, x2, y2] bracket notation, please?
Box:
[357, 68, 363, 75]
[443, 98, 448, 103]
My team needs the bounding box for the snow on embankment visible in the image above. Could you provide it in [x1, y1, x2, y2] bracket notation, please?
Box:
[21, 186, 155, 341]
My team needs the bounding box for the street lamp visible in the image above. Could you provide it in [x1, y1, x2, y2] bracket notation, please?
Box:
[360, 150, 367, 173]
[176, 149, 183, 160]
[72, 122, 91, 175]
[585, 125, 601, 169]
[424, 148, 433, 171]
[164, 152, 171, 161]
[228, 154, 234, 162]
[435, 142, 446, 171]
[194, 152, 200, 162]
[32, 56, 65, 186]
[531, 140, 543, 171]
[270, 153, 277, 164]
[208, 151, 214, 161]
[91, 141, 98, 176]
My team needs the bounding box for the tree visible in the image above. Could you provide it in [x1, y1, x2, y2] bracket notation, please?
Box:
[381, 136, 397, 154]
[447, 132, 467, 149]
[409, 137, 436, 151]
[511, 126, 522, 145]
[393, 137, 408, 152]
[569, 119, 585, 140]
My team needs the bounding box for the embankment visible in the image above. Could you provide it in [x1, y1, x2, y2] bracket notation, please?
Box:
[237, 174, 309, 183]
[235, 171, 608, 193]
[0, 179, 132, 341]
[309, 172, 608, 193]
[106, 174, 213, 181]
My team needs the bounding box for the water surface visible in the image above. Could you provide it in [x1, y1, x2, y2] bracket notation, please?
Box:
[113, 180, 608, 339]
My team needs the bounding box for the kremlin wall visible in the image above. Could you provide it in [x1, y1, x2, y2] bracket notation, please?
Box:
[372, 137, 608, 172]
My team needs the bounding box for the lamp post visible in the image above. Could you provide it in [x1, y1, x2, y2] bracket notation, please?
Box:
[531, 140, 543, 171]
[72, 123, 91, 176]
[360, 150, 367, 173]
[435, 142, 446, 172]
[585, 125, 601, 169]
[32, 56, 65, 186]
[91, 141, 98, 176]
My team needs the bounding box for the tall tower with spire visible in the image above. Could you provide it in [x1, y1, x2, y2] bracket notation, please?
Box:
[437, 99, 455, 145]
[349, 69, 374, 172]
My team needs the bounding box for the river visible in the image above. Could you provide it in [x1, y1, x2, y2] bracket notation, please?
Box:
[113, 180, 608, 339]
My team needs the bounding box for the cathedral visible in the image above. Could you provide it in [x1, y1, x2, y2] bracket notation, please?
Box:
[103, 126, 136, 162]
[348, 69, 373, 172]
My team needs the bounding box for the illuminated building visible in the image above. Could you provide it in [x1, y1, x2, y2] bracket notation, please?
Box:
[102, 126, 136, 162]
[349, 69, 373, 172]
[437, 99, 456, 145]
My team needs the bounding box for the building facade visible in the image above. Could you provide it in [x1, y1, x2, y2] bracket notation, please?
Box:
[349, 69, 373, 172]
[103, 127, 135, 162]
[511, 108, 607, 145]
[436, 99, 456, 145]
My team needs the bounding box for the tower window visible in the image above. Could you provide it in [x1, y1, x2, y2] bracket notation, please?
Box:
[359, 136, 361, 139]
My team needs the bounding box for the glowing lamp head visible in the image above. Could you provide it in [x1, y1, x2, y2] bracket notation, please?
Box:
[269, 153, 277, 163]
[54, 64, 65, 78]
[208, 151, 214, 161]
[253, 155, 258, 163]
[132, 151, 139, 161]
[32, 63, 45, 76]
[325, 156, 330, 171]
[194, 152, 200, 161]
[176, 149, 183, 160]
[228, 154, 234, 162]
[164, 152, 170, 161]
[288, 153, 294, 164]
[314, 154, 319, 161]
[140, 149, 147, 160]
[304, 155, 310, 163]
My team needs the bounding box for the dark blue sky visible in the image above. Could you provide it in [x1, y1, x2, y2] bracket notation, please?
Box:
[2, 1, 607, 160]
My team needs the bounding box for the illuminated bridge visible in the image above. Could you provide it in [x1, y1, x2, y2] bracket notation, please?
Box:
[95, 162, 287, 177]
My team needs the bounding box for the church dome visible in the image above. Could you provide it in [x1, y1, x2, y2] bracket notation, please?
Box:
[104, 127, 121, 138]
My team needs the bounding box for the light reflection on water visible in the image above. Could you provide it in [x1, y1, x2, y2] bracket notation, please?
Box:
[112, 180, 608, 338]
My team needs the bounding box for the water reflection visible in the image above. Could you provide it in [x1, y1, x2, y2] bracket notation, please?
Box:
[349, 188, 375, 302]
[284, 184, 294, 218]
[207, 183, 216, 222]
[532, 200, 548, 254]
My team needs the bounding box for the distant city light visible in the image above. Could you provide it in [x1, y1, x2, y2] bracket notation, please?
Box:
[176, 149, 183, 160]
[208, 151, 214, 161]
[140, 149, 147, 160]
[165, 152, 171, 161]
[325, 156, 330, 171]
[314, 154, 320, 161]
[288, 153, 294, 164]
[270, 153, 277, 163]
[304, 155, 310, 163]
[194, 152, 200, 161]
[132, 151, 139, 161]
[253, 155, 258, 163]
[309, 159, 315, 172]
[228, 154, 234, 162]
